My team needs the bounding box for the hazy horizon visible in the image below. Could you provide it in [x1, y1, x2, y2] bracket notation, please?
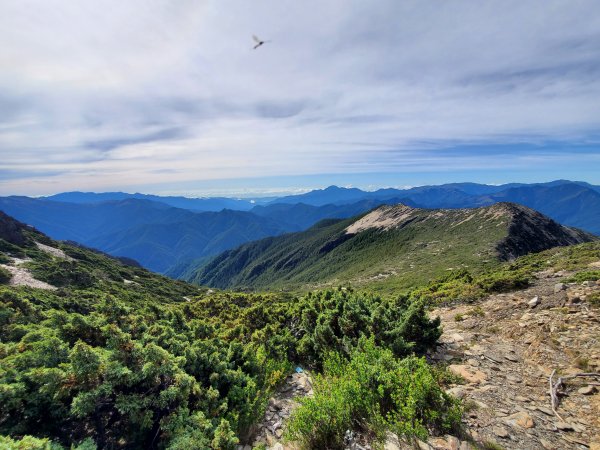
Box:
[7, 177, 598, 200]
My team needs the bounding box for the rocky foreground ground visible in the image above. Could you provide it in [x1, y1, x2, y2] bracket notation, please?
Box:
[427, 268, 599, 450]
[243, 263, 600, 450]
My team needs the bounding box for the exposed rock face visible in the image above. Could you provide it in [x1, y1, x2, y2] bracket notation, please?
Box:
[494, 203, 595, 260]
[448, 364, 487, 384]
[345, 204, 417, 234]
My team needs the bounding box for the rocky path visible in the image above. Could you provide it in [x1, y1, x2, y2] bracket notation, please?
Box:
[243, 370, 313, 450]
[242, 266, 600, 450]
[428, 269, 600, 450]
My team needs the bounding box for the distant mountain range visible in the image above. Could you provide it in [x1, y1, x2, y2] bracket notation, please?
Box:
[0, 180, 598, 276]
[0, 197, 287, 273]
[37, 180, 600, 237]
[270, 180, 600, 206]
[44, 191, 265, 211]
[189, 202, 596, 292]
[268, 180, 600, 234]
[0, 196, 411, 273]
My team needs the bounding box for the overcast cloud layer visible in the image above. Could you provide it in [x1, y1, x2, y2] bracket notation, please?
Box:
[1, 0, 600, 195]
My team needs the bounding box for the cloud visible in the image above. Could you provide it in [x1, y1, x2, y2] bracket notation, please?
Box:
[0, 0, 599, 195]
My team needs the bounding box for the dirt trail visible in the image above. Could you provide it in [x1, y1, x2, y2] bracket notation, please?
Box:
[241, 371, 312, 450]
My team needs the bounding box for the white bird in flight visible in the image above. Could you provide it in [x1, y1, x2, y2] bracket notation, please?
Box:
[252, 35, 270, 50]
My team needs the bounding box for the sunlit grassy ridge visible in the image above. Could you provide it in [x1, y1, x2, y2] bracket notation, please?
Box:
[190, 203, 594, 294]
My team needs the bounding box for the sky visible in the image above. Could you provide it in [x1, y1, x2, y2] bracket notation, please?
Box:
[1, 0, 600, 197]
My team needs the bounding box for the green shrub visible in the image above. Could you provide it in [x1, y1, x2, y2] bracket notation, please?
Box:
[0, 231, 445, 449]
[588, 291, 600, 307]
[211, 419, 238, 450]
[565, 270, 600, 283]
[0, 266, 11, 284]
[28, 260, 94, 288]
[295, 290, 441, 368]
[0, 434, 62, 449]
[476, 270, 529, 293]
[468, 306, 485, 317]
[0, 239, 26, 257]
[286, 338, 462, 449]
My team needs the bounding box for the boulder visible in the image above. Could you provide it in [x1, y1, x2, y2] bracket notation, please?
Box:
[506, 411, 535, 428]
[448, 365, 487, 384]
[445, 435, 460, 450]
[446, 386, 467, 399]
[578, 385, 597, 395]
[492, 425, 509, 438]
[554, 421, 575, 431]
[384, 432, 402, 450]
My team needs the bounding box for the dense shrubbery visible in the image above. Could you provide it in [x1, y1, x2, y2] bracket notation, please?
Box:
[0, 286, 283, 449]
[0, 435, 59, 449]
[565, 270, 600, 283]
[0, 251, 10, 264]
[409, 266, 531, 304]
[0, 258, 442, 450]
[6, 222, 594, 448]
[0, 266, 11, 284]
[293, 290, 441, 368]
[286, 338, 462, 449]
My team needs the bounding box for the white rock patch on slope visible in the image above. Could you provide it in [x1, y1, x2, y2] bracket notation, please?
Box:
[345, 205, 415, 234]
[1, 257, 57, 290]
[35, 242, 74, 261]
